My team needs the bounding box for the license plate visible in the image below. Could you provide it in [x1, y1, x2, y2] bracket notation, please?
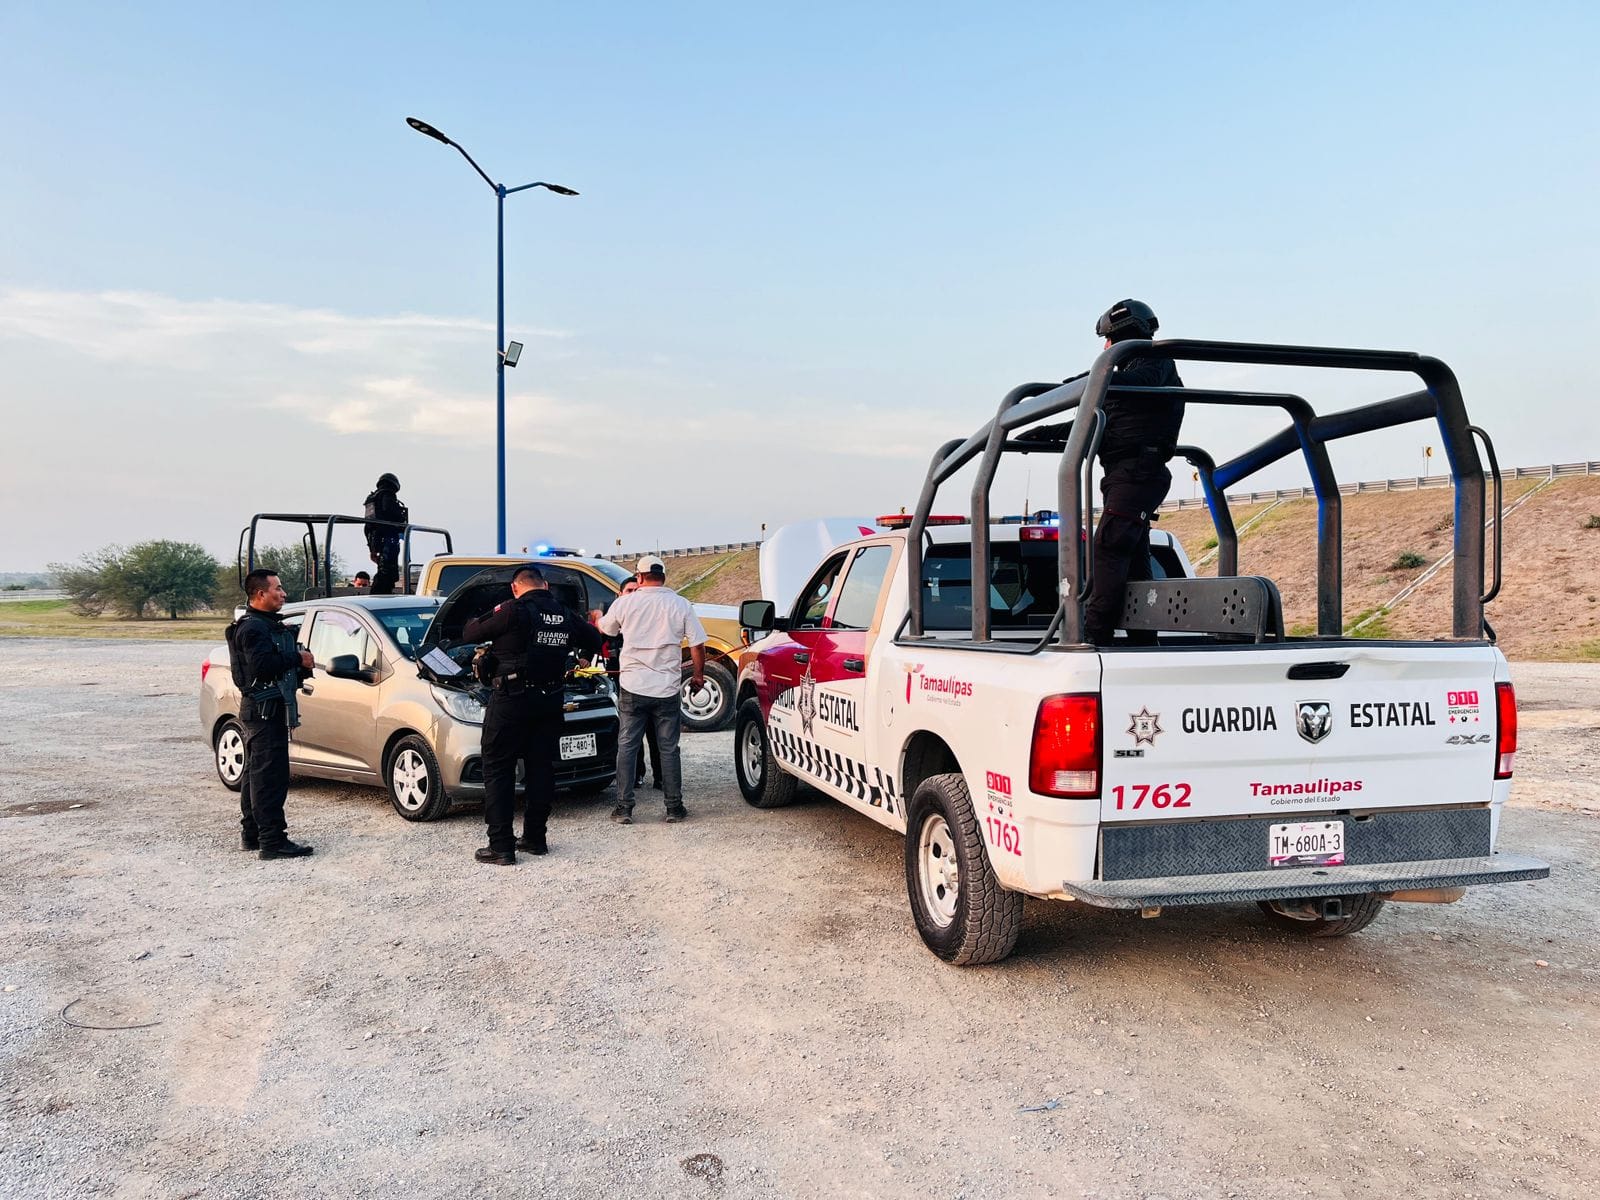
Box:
[1269, 820, 1346, 868]
[559, 732, 597, 761]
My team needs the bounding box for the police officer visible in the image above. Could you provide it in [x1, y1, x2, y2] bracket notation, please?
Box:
[363, 472, 408, 595]
[462, 565, 604, 865]
[1083, 299, 1185, 644]
[228, 569, 315, 859]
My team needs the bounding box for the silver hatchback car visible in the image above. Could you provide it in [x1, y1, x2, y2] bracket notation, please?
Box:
[199, 589, 618, 822]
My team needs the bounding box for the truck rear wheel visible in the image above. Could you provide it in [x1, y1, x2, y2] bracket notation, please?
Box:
[904, 772, 1023, 965]
[1258, 894, 1387, 937]
[681, 661, 736, 732]
[734, 698, 799, 809]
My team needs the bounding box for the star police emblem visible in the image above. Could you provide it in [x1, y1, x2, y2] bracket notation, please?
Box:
[798, 663, 818, 737]
[1127, 708, 1163, 745]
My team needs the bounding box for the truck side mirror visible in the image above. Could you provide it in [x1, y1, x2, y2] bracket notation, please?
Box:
[740, 599, 777, 634]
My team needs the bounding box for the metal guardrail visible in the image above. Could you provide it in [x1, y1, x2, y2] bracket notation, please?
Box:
[600, 461, 1597, 560]
[1158, 460, 1600, 512]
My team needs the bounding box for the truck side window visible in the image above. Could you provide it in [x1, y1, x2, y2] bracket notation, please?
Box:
[830, 546, 893, 631]
[793, 553, 849, 629]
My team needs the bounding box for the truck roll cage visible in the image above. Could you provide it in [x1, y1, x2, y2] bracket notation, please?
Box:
[903, 339, 1502, 646]
[237, 513, 454, 599]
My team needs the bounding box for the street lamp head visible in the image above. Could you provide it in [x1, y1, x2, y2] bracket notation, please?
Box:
[538, 183, 579, 196]
[406, 117, 451, 145]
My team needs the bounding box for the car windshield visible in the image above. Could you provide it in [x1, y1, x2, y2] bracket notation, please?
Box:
[589, 559, 634, 586]
[371, 604, 441, 660]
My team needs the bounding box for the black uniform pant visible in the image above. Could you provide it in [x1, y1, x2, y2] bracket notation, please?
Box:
[481, 688, 562, 853]
[1084, 459, 1173, 645]
[371, 537, 401, 595]
[239, 711, 291, 847]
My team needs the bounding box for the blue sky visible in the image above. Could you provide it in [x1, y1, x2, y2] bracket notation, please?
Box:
[2, 2, 1596, 569]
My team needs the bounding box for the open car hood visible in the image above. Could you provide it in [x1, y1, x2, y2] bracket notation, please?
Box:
[418, 565, 525, 655]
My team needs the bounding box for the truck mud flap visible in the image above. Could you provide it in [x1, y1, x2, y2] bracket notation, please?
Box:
[1061, 853, 1549, 909]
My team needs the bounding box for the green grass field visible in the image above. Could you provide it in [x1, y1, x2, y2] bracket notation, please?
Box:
[0, 598, 228, 641]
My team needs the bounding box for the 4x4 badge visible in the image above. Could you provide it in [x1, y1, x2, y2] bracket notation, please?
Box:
[1127, 708, 1163, 746]
[1296, 700, 1333, 744]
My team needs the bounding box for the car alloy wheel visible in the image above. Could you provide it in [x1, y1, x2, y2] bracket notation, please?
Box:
[390, 747, 431, 814]
[215, 720, 245, 791]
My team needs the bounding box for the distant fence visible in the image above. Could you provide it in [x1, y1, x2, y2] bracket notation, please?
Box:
[1158, 461, 1600, 512]
[607, 462, 1599, 558]
[604, 541, 764, 563]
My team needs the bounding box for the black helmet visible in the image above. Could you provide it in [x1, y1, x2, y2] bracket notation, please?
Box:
[377, 472, 400, 490]
[1094, 299, 1159, 342]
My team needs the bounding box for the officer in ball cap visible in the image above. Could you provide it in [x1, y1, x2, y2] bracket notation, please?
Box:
[598, 555, 707, 824]
[462, 564, 604, 864]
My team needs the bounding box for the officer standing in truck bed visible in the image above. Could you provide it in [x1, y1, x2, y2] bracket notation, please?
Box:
[462, 565, 604, 865]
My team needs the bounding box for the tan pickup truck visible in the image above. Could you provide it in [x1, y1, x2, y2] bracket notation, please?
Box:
[417, 553, 743, 731]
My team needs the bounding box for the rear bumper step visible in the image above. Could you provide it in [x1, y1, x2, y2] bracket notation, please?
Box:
[1062, 853, 1549, 910]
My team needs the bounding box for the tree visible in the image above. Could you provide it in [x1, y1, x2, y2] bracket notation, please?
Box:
[212, 541, 347, 609]
[49, 546, 123, 617]
[122, 541, 220, 618]
[50, 541, 220, 619]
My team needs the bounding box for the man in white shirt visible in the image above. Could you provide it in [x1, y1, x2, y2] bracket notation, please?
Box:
[598, 555, 707, 823]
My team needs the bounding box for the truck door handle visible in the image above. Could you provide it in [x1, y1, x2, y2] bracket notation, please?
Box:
[843, 658, 865, 672]
[1287, 661, 1349, 680]
[793, 651, 810, 665]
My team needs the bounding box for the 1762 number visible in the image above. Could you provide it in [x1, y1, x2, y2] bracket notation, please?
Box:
[1110, 782, 1192, 810]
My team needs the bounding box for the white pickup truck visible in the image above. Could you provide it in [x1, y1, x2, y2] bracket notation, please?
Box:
[731, 337, 1547, 965]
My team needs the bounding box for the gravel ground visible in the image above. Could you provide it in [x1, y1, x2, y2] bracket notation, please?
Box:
[1, 640, 1597, 1200]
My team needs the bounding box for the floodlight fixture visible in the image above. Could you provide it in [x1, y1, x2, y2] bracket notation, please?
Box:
[503, 340, 524, 368]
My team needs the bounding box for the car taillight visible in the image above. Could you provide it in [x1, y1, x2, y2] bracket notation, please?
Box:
[1030, 693, 1101, 797]
[201, 659, 210, 682]
[1494, 681, 1517, 779]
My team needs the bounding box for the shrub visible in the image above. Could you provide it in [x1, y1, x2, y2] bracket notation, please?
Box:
[51, 541, 220, 619]
[1200, 536, 1219, 551]
[1391, 550, 1427, 570]
[1584, 514, 1600, 529]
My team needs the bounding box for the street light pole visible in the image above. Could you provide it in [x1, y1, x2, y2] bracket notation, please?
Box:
[406, 117, 578, 553]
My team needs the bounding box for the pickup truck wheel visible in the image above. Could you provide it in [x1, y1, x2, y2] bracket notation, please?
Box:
[214, 719, 246, 792]
[386, 735, 452, 823]
[734, 698, 799, 808]
[680, 661, 736, 732]
[1258, 894, 1387, 937]
[904, 772, 1024, 965]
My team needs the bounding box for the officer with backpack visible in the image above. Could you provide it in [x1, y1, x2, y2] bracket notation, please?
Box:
[228, 569, 315, 859]
[363, 472, 408, 594]
[462, 565, 605, 865]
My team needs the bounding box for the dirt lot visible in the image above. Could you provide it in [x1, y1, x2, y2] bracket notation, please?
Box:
[2, 641, 1597, 1199]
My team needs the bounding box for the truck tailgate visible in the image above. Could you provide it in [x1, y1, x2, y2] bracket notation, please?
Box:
[1099, 644, 1501, 824]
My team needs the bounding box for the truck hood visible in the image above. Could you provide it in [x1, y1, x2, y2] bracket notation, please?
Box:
[759, 518, 880, 613]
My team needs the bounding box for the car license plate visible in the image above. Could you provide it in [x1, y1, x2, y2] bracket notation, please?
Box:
[1269, 820, 1346, 868]
[559, 732, 597, 761]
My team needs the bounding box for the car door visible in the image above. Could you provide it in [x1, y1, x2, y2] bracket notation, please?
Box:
[758, 550, 850, 789]
[296, 607, 384, 777]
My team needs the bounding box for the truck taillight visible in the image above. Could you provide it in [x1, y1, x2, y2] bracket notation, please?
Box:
[201, 659, 210, 682]
[1030, 693, 1101, 798]
[1494, 681, 1517, 779]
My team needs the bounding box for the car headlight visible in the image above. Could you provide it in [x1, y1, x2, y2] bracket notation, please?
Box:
[430, 685, 485, 725]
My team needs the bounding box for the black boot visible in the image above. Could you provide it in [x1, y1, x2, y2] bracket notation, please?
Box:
[516, 832, 548, 855]
[259, 839, 313, 860]
[475, 846, 517, 866]
[241, 832, 260, 851]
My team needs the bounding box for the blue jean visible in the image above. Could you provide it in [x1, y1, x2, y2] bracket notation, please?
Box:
[615, 689, 682, 810]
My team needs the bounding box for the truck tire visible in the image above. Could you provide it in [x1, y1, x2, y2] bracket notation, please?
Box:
[904, 772, 1024, 965]
[681, 661, 736, 733]
[734, 698, 799, 809]
[385, 734, 452, 823]
[1258, 894, 1387, 937]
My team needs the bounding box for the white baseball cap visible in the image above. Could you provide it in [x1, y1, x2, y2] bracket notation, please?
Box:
[635, 555, 666, 576]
